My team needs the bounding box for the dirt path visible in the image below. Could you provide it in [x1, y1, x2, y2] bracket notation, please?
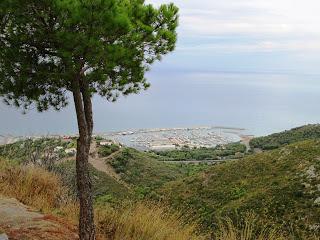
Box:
[89, 143, 131, 190]
[240, 134, 254, 152]
[0, 196, 78, 240]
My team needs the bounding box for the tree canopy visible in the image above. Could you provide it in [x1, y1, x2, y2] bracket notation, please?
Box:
[0, 0, 178, 111]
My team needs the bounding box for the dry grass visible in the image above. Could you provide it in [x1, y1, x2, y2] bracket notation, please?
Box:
[95, 202, 208, 240]
[0, 158, 78, 223]
[213, 213, 286, 240]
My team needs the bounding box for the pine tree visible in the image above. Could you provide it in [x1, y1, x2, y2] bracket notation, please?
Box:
[0, 1, 178, 239]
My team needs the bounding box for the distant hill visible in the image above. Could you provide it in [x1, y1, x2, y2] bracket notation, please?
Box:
[160, 140, 320, 238]
[250, 124, 320, 150]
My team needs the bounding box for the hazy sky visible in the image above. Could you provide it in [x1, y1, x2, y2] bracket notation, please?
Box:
[147, 0, 320, 74]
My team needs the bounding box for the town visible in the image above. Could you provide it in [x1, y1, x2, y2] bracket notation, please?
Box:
[0, 126, 249, 152]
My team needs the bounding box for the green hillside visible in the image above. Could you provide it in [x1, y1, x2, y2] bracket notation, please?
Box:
[250, 124, 320, 150]
[107, 148, 201, 198]
[160, 140, 320, 238]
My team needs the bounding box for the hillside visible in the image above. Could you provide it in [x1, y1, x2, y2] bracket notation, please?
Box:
[106, 148, 195, 198]
[2, 127, 320, 238]
[250, 124, 320, 150]
[160, 140, 320, 238]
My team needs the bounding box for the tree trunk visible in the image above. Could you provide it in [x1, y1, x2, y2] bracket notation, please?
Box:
[72, 74, 96, 240]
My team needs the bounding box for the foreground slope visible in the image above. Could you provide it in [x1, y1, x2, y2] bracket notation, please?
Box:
[161, 140, 320, 237]
[0, 158, 206, 240]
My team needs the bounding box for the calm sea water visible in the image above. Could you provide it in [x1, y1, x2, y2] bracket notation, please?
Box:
[1, 71, 320, 137]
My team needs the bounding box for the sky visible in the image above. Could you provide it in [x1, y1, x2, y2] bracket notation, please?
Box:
[147, 0, 320, 74]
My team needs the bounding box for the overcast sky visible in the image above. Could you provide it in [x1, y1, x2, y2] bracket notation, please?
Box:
[147, 0, 320, 74]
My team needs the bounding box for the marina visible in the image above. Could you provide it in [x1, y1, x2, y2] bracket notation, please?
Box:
[101, 126, 247, 151]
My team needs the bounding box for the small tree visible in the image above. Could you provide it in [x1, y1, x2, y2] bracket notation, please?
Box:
[0, 0, 178, 239]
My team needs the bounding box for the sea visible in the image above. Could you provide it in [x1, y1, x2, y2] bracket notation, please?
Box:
[1, 71, 320, 137]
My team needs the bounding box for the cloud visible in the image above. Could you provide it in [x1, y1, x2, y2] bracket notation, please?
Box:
[147, 0, 320, 53]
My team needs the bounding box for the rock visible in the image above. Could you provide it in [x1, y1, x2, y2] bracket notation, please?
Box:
[0, 234, 9, 240]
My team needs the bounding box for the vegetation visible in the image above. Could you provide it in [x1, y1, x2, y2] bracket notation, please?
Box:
[98, 144, 120, 158]
[2, 126, 320, 239]
[95, 202, 207, 240]
[250, 124, 320, 150]
[160, 140, 320, 238]
[0, 138, 75, 169]
[155, 142, 246, 161]
[213, 213, 287, 240]
[108, 148, 189, 198]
